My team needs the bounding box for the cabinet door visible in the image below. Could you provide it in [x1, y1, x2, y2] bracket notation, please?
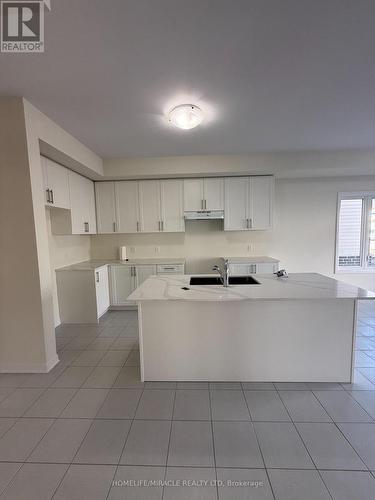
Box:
[160, 179, 184, 232]
[204, 178, 224, 211]
[256, 263, 277, 274]
[41, 156, 50, 204]
[69, 171, 87, 234]
[82, 175, 97, 234]
[109, 266, 135, 305]
[135, 265, 157, 288]
[115, 181, 140, 233]
[139, 180, 161, 232]
[224, 177, 248, 230]
[249, 176, 273, 230]
[42, 157, 70, 209]
[95, 267, 110, 317]
[228, 263, 257, 275]
[95, 182, 117, 234]
[184, 179, 204, 211]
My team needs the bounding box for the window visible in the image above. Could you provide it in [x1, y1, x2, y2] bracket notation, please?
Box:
[336, 192, 375, 272]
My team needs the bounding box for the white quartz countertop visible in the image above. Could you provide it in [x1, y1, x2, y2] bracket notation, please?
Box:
[127, 273, 375, 302]
[222, 256, 280, 263]
[56, 258, 186, 272]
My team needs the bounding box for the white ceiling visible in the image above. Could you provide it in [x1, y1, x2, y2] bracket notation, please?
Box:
[1, 0, 375, 158]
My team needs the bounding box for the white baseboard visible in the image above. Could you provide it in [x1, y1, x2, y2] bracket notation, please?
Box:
[0, 354, 60, 373]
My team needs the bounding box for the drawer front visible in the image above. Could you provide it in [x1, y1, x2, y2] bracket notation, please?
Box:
[157, 263, 185, 274]
[228, 263, 257, 275]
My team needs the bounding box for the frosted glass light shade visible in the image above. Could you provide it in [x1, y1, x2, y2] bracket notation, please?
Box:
[168, 104, 203, 130]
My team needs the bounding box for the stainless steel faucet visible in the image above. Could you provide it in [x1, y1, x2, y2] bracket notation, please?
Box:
[212, 259, 230, 287]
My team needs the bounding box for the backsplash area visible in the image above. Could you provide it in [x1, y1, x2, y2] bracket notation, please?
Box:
[90, 220, 273, 274]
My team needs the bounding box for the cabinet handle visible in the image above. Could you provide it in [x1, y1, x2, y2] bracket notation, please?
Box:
[50, 189, 54, 204]
[158, 221, 161, 231]
[249, 218, 252, 229]
[201, 199, 204, 210]
[113, 222, 116, 232]
[161, 221, 164, 231]
[84, 222, 89, 233]
[133, 266, 136, 277]
[46, 189, 50, 203]
[204, 199, 207, 210]
[96, 272, 99, 283]
[136, 221, 139, 232]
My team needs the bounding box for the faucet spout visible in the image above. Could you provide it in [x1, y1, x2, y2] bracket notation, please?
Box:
[212, 260, 230, 287]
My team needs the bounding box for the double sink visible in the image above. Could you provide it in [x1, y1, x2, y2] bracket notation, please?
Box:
[190, 276, 260, 286]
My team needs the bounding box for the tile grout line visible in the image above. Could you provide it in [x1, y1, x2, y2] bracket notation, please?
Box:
[207, 384, 220, 500]
[161, 385, 177, 500]
[275, 386, 335, 500]
[241, 383, 277, 500]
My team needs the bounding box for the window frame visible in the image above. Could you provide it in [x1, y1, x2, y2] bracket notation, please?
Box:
[335, 191, 375, 274]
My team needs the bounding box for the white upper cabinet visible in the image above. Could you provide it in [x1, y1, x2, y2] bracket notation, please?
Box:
[224, 177, 248, 230]
[184, 179, 204, 211]
[225, 176, 273, 231]
[250, 176, 273, 230]
[184, 178, 224, 211]
[96, 179, 184, 234]
[203, 178, 224, 210]
[69, 170, 97, 234]
[41, 156, 70, 209]
[94, 176, 272, 234]
[116, 181, 140, 233]
[95, 182, 117, 234]
[50, 169, 97, 235]
[139, 180, 161, 233]
[160, 179, 184, 232]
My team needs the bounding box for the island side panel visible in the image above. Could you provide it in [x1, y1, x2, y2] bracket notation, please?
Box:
[138, 299, 355, 382]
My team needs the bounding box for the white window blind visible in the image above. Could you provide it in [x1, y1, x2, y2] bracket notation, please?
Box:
[337, 199, 363, 267]
[336, 193, 375, 272]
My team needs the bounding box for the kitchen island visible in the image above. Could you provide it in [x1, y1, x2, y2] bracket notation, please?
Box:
[128, 273, 375, 383]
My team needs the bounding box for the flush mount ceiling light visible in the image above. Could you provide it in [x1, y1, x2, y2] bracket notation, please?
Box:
[168, 104, 204, 130]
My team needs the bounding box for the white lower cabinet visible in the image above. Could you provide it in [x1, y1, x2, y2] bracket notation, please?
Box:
[109, 262, 184, 306]
[227, 261, 279, 275]
[110, 264, 157, 306]
[95, 267, 110, 317]
[56, 266, 109, 324]
[109, 266, 135, 306]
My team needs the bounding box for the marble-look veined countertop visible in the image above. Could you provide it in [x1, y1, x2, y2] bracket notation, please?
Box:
[127, 273, 375, 302]
[56, 258, 186, 272]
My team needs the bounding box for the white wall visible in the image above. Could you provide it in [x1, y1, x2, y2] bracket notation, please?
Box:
[0, 97, 102, 372]
[91, 176, 375, 291]
[46, 210, 91, 326]
[104, 150, 375, 180]
[0, 98, 57, 372]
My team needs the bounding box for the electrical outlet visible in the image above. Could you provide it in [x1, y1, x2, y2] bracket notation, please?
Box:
[154, 246, 160, 254]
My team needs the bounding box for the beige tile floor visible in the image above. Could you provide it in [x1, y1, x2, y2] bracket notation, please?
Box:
[0, 302, 375, 498]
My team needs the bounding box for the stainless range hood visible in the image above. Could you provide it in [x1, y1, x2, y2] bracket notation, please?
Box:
[184, 210, 224, 220]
